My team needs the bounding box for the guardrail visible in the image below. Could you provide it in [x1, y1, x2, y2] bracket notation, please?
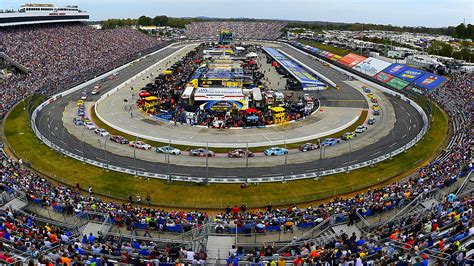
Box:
[30, 40, 430, 184]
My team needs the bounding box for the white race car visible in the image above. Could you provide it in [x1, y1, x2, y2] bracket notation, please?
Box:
[129, 141, 152, 150]
[94, 128, 109, 137]
[84, 122, 96, 130]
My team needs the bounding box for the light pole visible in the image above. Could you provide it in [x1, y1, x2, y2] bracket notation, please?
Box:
[245, 142, 249, 179]
[104, 137, 109, 171]
[283, 136, 288, 183]
[80, 127, 86, 164]
[133, 136, 138, 177]
[346, 139, 352, 173]
[205, 142, 209, 183]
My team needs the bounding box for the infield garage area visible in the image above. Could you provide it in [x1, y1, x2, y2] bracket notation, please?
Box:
[3, 96, 449, 209]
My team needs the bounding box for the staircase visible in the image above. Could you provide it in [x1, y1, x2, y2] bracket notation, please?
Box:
[205, 235, 235, 264]
[81, 222, 109, 238]
[1, 197, 28, 211]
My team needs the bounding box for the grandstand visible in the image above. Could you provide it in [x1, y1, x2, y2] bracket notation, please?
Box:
[185, 21, 287, 40]
[0, 6, 472, 266]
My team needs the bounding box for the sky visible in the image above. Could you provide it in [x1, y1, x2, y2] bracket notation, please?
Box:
[1, 0, 473, 27]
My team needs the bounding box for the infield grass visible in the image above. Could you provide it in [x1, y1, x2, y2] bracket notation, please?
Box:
[3, 97, 448, 209]
[299, 40, 351, 57]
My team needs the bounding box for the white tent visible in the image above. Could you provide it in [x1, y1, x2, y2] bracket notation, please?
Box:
[246, 52, 258, 58]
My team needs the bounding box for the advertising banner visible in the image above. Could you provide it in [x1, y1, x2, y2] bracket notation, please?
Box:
[386, 77, 410, 90]
[413, 73, 447, 91]
[353, 57, 392, 77]
[330, 55, 342, 61]
[395, 67, 425, 82]
[382, 63, 408, 76]
[374, 72, 395, 83]
[324, 52, 335, 59]
[337, 53, 367, 68]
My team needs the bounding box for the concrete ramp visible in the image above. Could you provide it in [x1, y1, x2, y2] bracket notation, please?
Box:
[206, 235, 235, 264]
[81, 222, 109, 237]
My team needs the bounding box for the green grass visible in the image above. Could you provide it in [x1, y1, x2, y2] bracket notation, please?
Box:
[3, 97, 448, 209]
[299, 40, 351, 57]
[91, 105, 368, 153]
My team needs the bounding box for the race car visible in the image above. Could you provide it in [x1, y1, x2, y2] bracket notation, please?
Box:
[189, 148, 215, 157]
[109, 135, 129, 144]
[94, 128, 109, 137]
[156, 146, 181, 155]
[83, 121, 96, 130]
[77, 100, 84, 106]
[362, 86, 372, 93]
[80, 91, 88, 100]
[368, 118, 376, 125]
[373, 109, 380, 116]
[129, 141, 152, 150]
[355, 125, 368, 133]
[72, 117, 83, 126]
[228, 149, 254, 158]
[372, 104, 380, 111]
[77, 109, 86, 117]
[321, 138, 340, 146]
[299, 143, 318, 152]
[342, 132, 356, 140]
[371, 98, 378, 103]
[264, 147, 288, 156]
[367, 93, 375, 99]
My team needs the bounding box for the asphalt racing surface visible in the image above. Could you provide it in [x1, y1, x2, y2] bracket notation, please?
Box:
[36, 42, 424, 181]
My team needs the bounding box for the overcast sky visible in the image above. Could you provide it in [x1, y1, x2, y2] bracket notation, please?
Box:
[1, 0, 472, 27]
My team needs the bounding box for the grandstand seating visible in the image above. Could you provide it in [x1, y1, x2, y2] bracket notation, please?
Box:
[184, 21, 286, 40]
[0, 21, 471, 264]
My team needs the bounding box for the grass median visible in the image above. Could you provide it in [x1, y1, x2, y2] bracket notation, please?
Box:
[3, 97, 448, 210]
[299, 40, 351, 57]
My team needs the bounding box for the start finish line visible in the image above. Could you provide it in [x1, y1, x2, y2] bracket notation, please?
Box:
[264, 47, 327, 90]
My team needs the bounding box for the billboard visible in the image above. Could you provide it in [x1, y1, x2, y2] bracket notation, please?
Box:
[374, 72, 395, 83]
[382, 63, 408, 76]
[413, 73, 447, 91]
[386, 77, 410, 90]
[353, 57, 392, 77]
[330, 55, 342, 61]
[324, 52, 335, 59]
[395, 67, 425, 82]
[337, 53, 367, 68]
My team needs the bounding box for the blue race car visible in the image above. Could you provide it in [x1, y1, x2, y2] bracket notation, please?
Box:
[78, 109, 86, 117]
[362, 86, 372, 93]
[264, 147, 289, 156]
[321, 138, 340, 146]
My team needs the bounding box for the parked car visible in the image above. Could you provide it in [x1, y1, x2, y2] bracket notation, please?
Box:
[84, 121, 96, 130]
[342, 132, 356, 140]
[321, 138, 340, 146]
[362, 86, 371, 93]
[228, 149, 254, 158]
[189, 148, 215, 157]
[156, 146, 181, 155]
[72, 117, 83, 126]
[129, 141, 152, 150]
[355, 125, 368, 133]
[264, 147, 288, 156]
[109, 135, 129, 144]
[94, 128, 109, 137]
[299, 143, 318, 152]
[368, 118, 376, 125]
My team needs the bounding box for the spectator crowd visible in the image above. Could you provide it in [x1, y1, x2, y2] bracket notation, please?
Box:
[0, 22, 163, 118]
[185, 21, 286, 40]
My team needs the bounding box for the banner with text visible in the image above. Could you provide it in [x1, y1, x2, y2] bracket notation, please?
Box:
[353, 57, 392, 77]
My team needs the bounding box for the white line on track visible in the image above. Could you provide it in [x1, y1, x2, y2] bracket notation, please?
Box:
[171, 172, 190, 176]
